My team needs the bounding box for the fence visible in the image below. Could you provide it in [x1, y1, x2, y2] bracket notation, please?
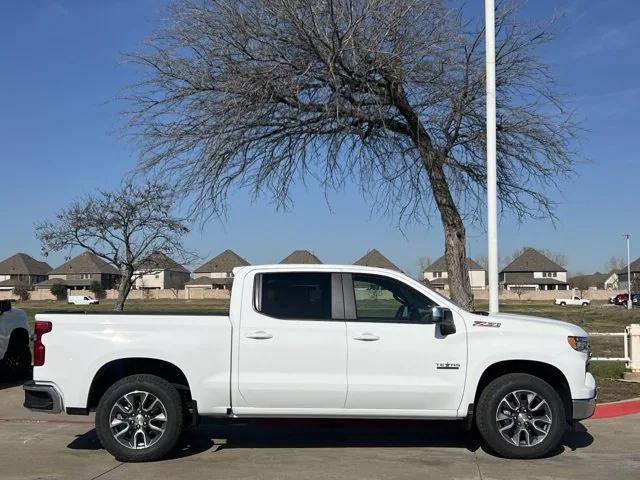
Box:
[0, 288, 231, 301]
[590, 324, 640, 372]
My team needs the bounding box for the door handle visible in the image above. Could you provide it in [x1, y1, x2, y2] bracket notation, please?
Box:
[353, 333, 380, 341]
[246, 330, 273, 340]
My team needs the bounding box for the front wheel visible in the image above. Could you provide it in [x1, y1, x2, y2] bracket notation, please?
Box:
[476, 373, 566, 459]
[95, 374, 183, 462]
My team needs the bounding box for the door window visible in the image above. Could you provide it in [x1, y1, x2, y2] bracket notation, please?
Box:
[352, 274, 436, 323]
[256, 272, 332, 320]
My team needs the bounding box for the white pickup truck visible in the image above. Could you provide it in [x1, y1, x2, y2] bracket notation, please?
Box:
[554, 296, 590, 307]
[24, 265, 596, 462]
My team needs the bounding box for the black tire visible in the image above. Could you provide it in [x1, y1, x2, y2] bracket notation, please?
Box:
[582, 302, 588, 307]
[476, 373, 566, 459]
[95, 374, 183, 462]
[0, 330, 32, 381]
[559, 302, 566, 306]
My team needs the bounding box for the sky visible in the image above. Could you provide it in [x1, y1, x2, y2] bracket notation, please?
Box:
[0, 0, 639, 278]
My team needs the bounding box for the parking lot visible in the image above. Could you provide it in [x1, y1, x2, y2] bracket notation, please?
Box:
[0, 384, 638, 480]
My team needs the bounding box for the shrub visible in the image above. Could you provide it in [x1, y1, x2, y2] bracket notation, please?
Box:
[13, 285, 30, 301]
[89, 280, 107, 300]
[50, 283, 67, 301]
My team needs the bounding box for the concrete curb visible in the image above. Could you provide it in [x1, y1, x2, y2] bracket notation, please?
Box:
[591, 397, 640, 419]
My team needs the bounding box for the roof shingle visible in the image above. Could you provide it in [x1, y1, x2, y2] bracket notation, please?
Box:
[424, 255, 484, 272]
[194, 249, 249, 273]
[619, 257, 640, 274]
[353, 249, 401, 271]
[135, 252, 190, 273]
[184, 276, 233, 286]
[49, 252, 120, 275]
[502, 273, 566, 285]
[0, 253, 51, 276]
[501, 248, 566, 273]
[279, 250, 322, 264]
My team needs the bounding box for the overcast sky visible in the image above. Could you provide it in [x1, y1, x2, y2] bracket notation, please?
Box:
[1, 0, 638, 277]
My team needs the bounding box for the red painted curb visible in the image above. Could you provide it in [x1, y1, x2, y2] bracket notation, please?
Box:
[591, 398, 640, 419]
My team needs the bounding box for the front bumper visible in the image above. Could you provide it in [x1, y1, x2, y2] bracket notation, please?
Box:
[572, 396, 596, 420]
[23, 381, 63, 414]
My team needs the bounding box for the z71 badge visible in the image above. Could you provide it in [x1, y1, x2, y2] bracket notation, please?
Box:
[473, 320, 501, 328]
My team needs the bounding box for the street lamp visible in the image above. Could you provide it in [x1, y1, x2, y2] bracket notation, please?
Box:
[625, 234, 632, 310]
[485, 0, 499, 313]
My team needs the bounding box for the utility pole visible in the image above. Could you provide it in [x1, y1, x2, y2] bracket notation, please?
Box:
[485, 0, 499, 313]
[625, 234, 632, 310]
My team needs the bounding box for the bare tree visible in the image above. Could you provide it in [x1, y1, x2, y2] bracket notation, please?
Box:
[510, 285, 527, 301]
[36, 180, 194, 311]
[417, 256, 433, 279]
[606, 256, 625, 272]
[126, 0, 576, 310]
[474, 255, 488, 270]
[569, 274, 591, 296]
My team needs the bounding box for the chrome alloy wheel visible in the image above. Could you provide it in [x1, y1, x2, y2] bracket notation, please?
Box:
[495, 390, 552, 447]
[109, 391, 168, 449]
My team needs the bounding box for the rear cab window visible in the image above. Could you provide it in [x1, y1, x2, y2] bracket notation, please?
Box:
[254, 272, 332, 320]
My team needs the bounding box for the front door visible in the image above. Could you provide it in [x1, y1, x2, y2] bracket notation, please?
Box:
[344, 273, 467, 413]
[236, 271, 348, 410]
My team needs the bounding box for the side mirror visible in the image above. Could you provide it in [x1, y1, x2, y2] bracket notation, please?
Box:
[432, 306, 456, 336]
[0, 300, 11, 315]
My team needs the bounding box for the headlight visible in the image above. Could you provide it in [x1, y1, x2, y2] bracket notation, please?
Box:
[567, 336, 589, 353]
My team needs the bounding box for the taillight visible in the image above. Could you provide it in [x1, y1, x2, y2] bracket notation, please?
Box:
[33, 321, 52, 367]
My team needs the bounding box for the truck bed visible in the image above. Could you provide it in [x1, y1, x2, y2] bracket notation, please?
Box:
[33, 312, 232, 415]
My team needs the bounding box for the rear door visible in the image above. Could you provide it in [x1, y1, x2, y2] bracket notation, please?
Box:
[343, 273, 467, 413]
[236, 271, 348, 410]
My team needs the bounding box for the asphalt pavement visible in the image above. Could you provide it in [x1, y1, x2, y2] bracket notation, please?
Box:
[1, 383, 638, 480]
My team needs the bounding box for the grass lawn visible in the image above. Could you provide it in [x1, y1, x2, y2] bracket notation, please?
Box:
[11, 298, 640, 402]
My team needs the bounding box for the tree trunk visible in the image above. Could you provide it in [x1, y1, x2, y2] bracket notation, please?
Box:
[428, 160, 474, 311]
[114, 267, 134, 312]
[390, 85, 474, 310]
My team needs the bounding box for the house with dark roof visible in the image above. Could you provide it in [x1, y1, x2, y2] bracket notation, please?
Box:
[423, 255, 486, 290]
[35, 251, 121, 290]
[279, 250, 322, 264]
[500, 248, 568, 291]
[353, 249, 401, 271]
[569, 271, 614, 291]
[618, 257, 640, 291]
[0, 253, 51, 291]
[134, 252, 191, 290]
[185, 249, 249, 290]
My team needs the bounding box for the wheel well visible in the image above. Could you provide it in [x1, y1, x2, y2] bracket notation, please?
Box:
[87, 358, 192, 410]
[474, 360, 573, 422]
[8, 328, 29, 349]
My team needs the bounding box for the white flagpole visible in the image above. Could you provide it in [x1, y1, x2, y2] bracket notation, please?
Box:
[485, 0, 499, 313]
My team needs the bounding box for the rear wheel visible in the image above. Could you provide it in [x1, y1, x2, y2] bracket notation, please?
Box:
[95, 374, 183, 462]
[0, 331, 31, 381]
[559, 302, 566, 306]
[476, 373, 566, 459]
